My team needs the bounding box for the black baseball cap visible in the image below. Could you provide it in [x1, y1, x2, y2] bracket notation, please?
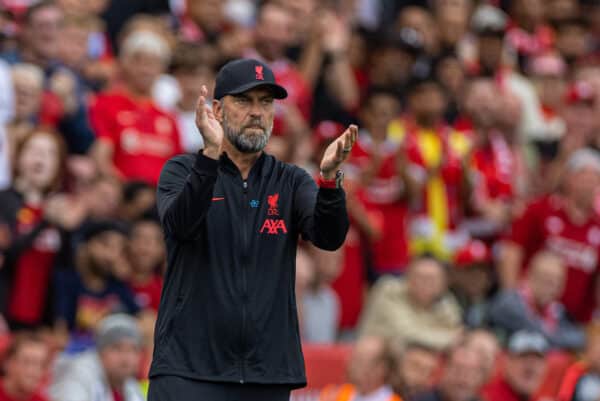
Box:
[81, 220, 129, 243]
[406, 67, 441, 94]
[214, 58, 288, 100]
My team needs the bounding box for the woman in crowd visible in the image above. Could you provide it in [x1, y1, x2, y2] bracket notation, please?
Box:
[0, 128, 69, 329]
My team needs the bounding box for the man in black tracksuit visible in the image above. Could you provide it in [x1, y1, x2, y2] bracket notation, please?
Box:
[147, 59, 357, 401]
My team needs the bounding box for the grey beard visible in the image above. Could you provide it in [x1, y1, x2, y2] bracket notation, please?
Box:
[223, 113, 272, 154]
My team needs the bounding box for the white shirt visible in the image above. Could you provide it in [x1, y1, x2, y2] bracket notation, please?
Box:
[302, 285, 340, 343]
[177, 109, 204, 153]
[152, 75, 205, 153]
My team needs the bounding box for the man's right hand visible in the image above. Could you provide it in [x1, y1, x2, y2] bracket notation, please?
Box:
[196, 85, 223, 160]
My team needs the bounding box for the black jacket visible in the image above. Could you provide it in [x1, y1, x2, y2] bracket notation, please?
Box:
[149, 152, 349, 388]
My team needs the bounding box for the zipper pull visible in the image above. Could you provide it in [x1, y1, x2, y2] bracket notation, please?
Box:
[243, 181, 248, 193]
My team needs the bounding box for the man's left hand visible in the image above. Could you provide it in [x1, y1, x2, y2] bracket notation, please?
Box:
[320, 124, 358, 179]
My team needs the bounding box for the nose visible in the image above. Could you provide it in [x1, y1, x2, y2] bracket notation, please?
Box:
[249, 104, 262, 118]
[248, 98, 265, 117]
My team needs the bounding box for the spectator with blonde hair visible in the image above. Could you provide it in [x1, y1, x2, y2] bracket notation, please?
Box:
[89, 23, 182, 185]
[7, 64, 45, 151]
[0, 60, 13, 191]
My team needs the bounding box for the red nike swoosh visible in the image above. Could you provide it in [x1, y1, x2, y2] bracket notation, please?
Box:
[212, 197, 225, 201]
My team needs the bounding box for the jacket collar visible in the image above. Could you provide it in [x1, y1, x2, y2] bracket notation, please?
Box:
[219, 151, 271, 178]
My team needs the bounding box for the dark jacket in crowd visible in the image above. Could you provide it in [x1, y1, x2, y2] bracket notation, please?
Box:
[149, 151, 349, 388]
[488, 289, 585, 350]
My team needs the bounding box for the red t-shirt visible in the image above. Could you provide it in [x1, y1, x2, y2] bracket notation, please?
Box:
[0, 380, 48, 401]
[270, 60, 312, 122]
[7, 206, 60, 325]
[331, 224, 365, 329]
[347, 134, 409, 272]
[482, 376, 532, 401]
[129, 274, 163, 312]
[89, 90, 182, 185]
[506, 195, 600, 321]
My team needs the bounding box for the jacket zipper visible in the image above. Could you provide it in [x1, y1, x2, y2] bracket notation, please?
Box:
[240, 179, 249, 384]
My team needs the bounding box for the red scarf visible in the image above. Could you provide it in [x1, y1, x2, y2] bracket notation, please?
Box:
[519, 284, 560, 332]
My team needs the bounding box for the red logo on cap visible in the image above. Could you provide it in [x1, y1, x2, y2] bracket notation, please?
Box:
[255, 65, 264, 80]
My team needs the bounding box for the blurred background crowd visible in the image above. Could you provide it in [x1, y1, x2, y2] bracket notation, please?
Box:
[0, 0, 599, 400]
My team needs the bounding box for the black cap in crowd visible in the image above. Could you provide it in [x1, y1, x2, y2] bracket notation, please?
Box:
[406, 68, 442, 94]
[81, 220, 129, 243]
[213, 58, 288, 100]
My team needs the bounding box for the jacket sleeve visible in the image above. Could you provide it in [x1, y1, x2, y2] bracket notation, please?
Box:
[552, 312, 585, 350]
[157, 153, 219, 241]
[293, 168, 349, 251]
[488, 290, 543, 334]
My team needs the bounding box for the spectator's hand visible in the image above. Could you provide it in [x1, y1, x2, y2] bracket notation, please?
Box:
[67, 155, 98, 192]
[82, 60, 116, 87]
[320, 124, 358, 179]
[196, 85, 223, 160]
[44, 194, 88, 230]
[49, 70, 78, 115]
[320, 12, 350, 54]
[307, 13, 324, 43]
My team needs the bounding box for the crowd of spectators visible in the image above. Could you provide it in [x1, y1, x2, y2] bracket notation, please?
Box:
[0, 0, 599, 400]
